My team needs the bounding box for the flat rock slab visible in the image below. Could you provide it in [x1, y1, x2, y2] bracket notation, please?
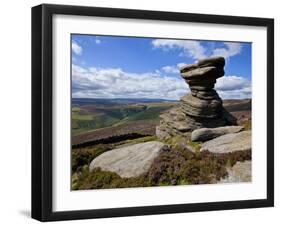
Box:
[200, 131, 251, 154]
[89, 141, 168, 178]
[191, 126, 244, 142]
[220, 161, 251, 183]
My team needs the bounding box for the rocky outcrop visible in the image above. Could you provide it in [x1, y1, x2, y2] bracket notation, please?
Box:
[89, 141, 169, 178]
[220, 160, 251, 183]
[156, 57, 237, 140]
[191, 126, 244, 142]
[200, 130, 251, 154]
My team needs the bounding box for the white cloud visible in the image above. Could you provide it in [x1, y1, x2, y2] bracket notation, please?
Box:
[152, 39, 243, 60]
[161, 63, 187, 74]
[72, 64, 188, 100]
[177, 62, 186, 68]
[216, 75, 250, 91]
[162, 65, 179, 74]
[212, 42, 242, 59]
[72, 64, 251, 100]
[72, 41, 82, 55]
[152, 39, 207, 60]
[216, 75, 251, 99]
[95, 38, 101, 44]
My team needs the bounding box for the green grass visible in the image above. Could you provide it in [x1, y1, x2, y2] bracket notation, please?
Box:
[72, 112, 94, 121]
[187, 141, 202, 152]
[165, 135, 185, 146]
[72, 143, 114, 173]
[123, 106, 170, 122]
[72, 113, 121, 136]
[115, 136, 158, 148]
[164, 135, 202, 152]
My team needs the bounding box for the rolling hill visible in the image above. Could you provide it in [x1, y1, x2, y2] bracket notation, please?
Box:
[72, 98, 251, 144]
[72, 99, 177, 136]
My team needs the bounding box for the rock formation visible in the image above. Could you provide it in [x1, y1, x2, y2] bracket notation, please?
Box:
[156, 56, 237, 140]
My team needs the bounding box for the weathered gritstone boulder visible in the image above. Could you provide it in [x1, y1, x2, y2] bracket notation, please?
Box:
[156, 57, 237, 140]
[200, 130, 251, 154]
[89, 141, 169, 178]
[220, 160, 251, 183]
[191, 126, 244, 142]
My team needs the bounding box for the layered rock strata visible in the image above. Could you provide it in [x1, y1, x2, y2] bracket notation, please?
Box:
[156, 57, 237, 140]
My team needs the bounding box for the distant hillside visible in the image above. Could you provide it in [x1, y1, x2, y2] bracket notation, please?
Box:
[71, 98, 251, 138]
[72, 98, 178, 106]
[223, 99, 251, 112]
[72, 100, 176, 136]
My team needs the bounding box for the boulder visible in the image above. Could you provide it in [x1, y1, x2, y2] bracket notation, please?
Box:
[220, 160, 251, 183]
[89, 141, 169, 178]
[200, 131, 251, 154]
[191, 126, 244, 142]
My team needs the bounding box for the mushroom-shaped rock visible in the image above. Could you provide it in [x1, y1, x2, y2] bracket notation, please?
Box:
[156, 56, 237, 140]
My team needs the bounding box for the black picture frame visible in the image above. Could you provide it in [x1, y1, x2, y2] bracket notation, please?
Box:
[32, 3, 274, 222]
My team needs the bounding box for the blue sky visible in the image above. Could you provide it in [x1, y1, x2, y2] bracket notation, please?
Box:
[71, 34, 252, 100]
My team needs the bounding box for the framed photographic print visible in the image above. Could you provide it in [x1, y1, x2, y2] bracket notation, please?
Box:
[32, 4, 274, 221]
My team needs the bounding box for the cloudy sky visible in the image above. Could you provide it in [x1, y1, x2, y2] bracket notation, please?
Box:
[71, 34, 251, 100]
